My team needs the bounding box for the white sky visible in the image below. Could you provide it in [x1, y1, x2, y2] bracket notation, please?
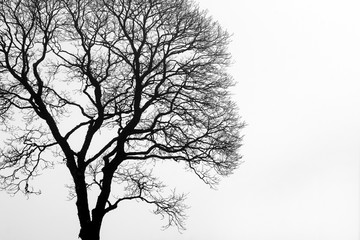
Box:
[0, 0, 359, 239]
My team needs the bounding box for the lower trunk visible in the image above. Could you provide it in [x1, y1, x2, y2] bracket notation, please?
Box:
[79, 208, 106, 240]
[76, 159, 116, 240]
[79, 220, 102, 240]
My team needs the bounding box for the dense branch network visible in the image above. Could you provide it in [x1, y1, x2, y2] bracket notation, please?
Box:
[0, 0, 244, 237]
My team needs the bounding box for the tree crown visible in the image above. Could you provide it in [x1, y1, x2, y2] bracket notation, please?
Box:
[0, 0, 244, 233]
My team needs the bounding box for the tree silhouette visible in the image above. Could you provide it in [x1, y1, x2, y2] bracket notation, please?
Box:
[0, 0, 244, 239]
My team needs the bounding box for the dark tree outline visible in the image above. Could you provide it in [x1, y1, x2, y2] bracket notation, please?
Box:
[0, 0, 244, 240]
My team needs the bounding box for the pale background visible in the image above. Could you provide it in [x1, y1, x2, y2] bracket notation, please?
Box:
[0, 0, 359, 239]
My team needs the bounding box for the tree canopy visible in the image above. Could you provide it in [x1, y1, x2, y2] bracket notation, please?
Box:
[0, 0, 244, 239]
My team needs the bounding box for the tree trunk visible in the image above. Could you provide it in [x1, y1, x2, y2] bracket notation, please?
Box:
[79, 221, 101, 240]
[71, 171, 99, 240]
[74, 159, 115, 240]
[78, 209, 105, 240]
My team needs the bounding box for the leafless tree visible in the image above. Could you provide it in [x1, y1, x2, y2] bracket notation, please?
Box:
[0, 0, 244, 239]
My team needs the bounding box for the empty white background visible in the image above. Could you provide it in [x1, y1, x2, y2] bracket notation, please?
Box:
[0, 0, 359, 239]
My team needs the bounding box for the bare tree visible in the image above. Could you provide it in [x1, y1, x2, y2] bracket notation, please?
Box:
[0, 0, 244, 239]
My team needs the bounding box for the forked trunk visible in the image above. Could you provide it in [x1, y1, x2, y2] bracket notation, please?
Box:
[79, 221, 102, 240]
[72, 173, 104, 240]
[76, 163, 114, 240]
